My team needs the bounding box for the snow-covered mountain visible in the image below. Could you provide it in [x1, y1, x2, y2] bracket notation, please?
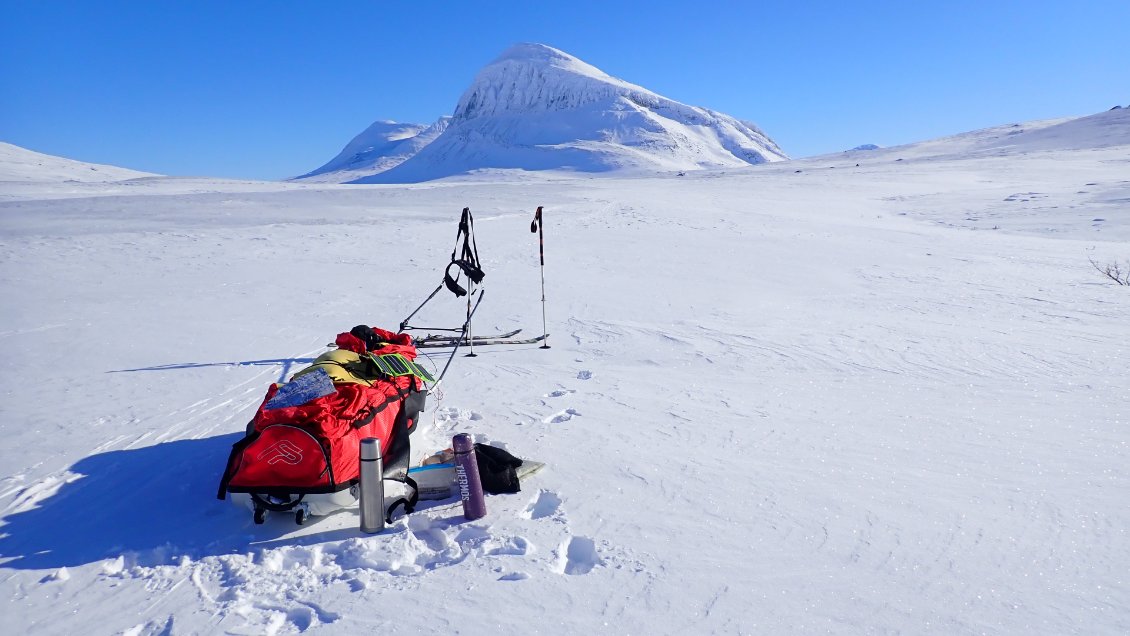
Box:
[0, 142, 154, 183]
[294, 118, 452, 183]
[299, 43, 788, 183]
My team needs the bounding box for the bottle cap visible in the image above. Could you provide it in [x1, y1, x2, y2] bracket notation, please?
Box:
[452, 433, 474, 454]
[360, 437, 382, 461]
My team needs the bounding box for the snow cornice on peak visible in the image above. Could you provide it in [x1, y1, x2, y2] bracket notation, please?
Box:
[453, 43, 654, 122]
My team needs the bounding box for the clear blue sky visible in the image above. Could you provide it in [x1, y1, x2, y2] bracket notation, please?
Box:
[2, 1, 1127, 180]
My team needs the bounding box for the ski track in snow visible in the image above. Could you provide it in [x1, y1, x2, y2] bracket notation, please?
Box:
[2, 132, 1129, 633]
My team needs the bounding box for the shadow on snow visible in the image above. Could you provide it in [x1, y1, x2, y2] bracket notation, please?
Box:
[107, 357, 316, 384]
[0, 435, 467, 571]
[1, 434, 301, 570]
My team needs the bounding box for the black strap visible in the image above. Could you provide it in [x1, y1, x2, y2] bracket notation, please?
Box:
[443, 207, 484, 297]
[350, 382, 411, 429]
[444, 262, 469, 297]
[383, 475, 419, 524]
[379, 382, 422, 522]
[455, 207, 483, 281]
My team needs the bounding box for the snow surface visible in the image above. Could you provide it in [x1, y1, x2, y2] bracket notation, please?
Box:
[299, 43, 787, 184]
[1, 109, 1129, 635]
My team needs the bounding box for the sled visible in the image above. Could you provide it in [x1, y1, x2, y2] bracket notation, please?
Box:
[217, 326, 428, 525]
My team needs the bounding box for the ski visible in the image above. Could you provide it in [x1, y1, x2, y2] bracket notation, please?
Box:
[326, 329, 523, 349]
[416, 333, 548, 348]
[414, 329, 521, 346]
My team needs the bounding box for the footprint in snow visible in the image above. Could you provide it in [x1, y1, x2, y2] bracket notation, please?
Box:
[484, 536, 533, 557]
[544, 408, 580, 424]
[556, 536, 602, 576]
[576, 370, 593, 380]
[522, 489, 563, 520]
[544, 389, 575, 398]
[436, 407, 483, 423]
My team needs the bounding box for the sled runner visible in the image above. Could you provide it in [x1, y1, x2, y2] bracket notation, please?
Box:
[217, 325, 429, 525]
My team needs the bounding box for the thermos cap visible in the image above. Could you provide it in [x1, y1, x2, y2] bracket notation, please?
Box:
[360, 437, 382, 461]
[452, 433, 474, 454]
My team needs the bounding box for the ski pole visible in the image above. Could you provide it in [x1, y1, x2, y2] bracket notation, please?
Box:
[465, 279, 477, 358]
[530, 206, 550, 349]
[433, 289, 486, 390]
[400, 282, 444, 332]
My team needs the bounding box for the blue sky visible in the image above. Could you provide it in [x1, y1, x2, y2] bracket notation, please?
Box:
[2, 1, 1127, 180]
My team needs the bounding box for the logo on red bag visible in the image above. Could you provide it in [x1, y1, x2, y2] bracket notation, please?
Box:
[257, 440, 303, 465]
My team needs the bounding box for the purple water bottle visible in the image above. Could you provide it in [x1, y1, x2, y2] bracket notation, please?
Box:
[452, 433, 486, 520]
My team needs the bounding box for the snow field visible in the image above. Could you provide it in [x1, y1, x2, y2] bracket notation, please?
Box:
[1, 137, 1128, 634]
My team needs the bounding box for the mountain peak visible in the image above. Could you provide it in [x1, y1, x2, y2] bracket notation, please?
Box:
[302, 44, 787, 183]
[492, 42, 575, 65]
[487, 43, 614, 81]
[452, 43, 645, 122]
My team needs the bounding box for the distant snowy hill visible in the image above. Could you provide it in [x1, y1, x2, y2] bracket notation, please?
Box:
[0, 142, 154, 183]
[299, 43, 788, 183]
[979, 106, 1130, 152]
[833, 107, 1130, 161]
[295, 118, 452, 183]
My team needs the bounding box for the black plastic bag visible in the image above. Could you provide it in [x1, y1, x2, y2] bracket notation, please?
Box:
[474, 444, 524, 494]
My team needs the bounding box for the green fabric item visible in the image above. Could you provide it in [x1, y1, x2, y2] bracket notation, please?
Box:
[367, 353, 436, 384]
